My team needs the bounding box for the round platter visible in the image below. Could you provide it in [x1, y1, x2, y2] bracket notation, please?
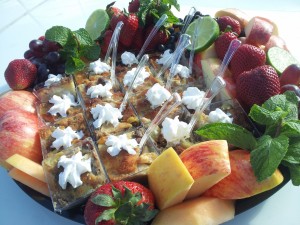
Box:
[1, 1, 300, 225]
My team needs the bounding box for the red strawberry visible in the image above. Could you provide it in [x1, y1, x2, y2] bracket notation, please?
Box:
[230, 44, 266, 81]
[214, 31, 238, 60]
[236, 65, 280, 108]
[128, 0, 140, 13]
[84, 181, 158, 225]
[106, 2, 122, 19]
[216, 16, 242, 36]
[4, 59, 37, 90]
[110, 13, 139, 47]
[145, 26, 169, 51]
[130, 27, 145, 51]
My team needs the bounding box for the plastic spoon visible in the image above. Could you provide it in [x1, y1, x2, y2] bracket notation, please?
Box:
[156, 34, 191, 79]
[165, 34, 191, 90]
[186, 39, 241, 136]
[136, 14, 168, 61]
[188, 17, 202, 74]
[218, 39, 241, 78]
[139, 92, 182, 151]
[110, 22, 124, 89]
[181, 7, 197, 34]
[104, 21, 124, 63]
[187, 76, 226, 136]
[119, 54, 149, 112]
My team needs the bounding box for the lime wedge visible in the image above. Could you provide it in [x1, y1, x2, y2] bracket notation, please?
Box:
[267, 47, 299, 75]
[85, 9, 109, 40]
[185, 16, 219, 52]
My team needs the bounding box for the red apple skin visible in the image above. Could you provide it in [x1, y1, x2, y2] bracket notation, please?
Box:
[264, 35, 288, 53]
[0, 90, 37, 118]
[0, 110, 42, 169]
[245, 17, 274, 46]
[203, 150, 283, 199]
[279, 64, 300, 87]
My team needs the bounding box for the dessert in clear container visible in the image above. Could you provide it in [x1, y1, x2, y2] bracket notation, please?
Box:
[33, 74, 76, 102]
[39, 113, 92, 155]
[42, 137, 108, 212]
[96, 126, 158, 182]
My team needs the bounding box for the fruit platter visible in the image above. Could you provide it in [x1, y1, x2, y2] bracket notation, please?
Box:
[1, 0, 300, 225]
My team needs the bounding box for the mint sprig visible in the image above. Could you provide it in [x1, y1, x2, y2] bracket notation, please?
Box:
[45, 26, 100, 74]
[138, 0, 180, 27]
[196, 91, 300, 185]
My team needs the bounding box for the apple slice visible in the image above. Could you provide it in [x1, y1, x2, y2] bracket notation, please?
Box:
[245, 16, 277, 46]
[201, 58, 236, 101]
[6, 154, 46, 182]
[9, 168, 50, 197]
[204, 150, 284, 199]
[152, 196, 235, 225]
[180, 140, 231, 199]
[148, 147, 194, 210]
[265, 35, 288, 53]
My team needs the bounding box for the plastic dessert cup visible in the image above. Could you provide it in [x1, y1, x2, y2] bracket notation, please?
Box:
[42, 137, 108, 212]
[33, 75, 76, 103]
[96, 126, 158, 182]
[39, 113, 92, 155]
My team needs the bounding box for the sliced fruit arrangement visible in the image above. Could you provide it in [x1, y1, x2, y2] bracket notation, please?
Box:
[1, 1, 300, 225]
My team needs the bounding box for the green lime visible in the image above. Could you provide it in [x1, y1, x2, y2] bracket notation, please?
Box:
[267, 47, 299, 75]
[85, 9, 109, 40]
[185, 16, 219, 53]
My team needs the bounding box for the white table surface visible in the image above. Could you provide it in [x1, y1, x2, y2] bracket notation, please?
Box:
[0, 1, 300, 225]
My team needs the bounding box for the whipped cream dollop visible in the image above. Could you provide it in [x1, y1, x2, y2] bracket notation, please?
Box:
[173, 64, 190, 78]
[51, 126, 84, 150]
[161, 116, 190, 143]
[86, 81, 113, 99]
[91, 103, 123, 128]
[208, 108, 233, 124]
[44, 74, 63, 87]
[121, 51, 138, 66]
[146, 83, 171, 109]
[57, 151, 91, 189]
[156, 49, 173, 65]
[48, 93, 78, 117]
[123, 67, 150, 89]
[182, 87, 206, 110]
[105, 134, 138, 157]
[89, 58, 111, 74]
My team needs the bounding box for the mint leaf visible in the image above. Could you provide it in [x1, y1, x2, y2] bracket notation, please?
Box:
[262, 92, 298, 121]
[284, 139, 300, 164]
[73, 28, 94, 46]
[195, 123, 257, 150]
[282, 161, 300, 186]
[79, 44, 100, 61]
[45, 26, 73, 47]
[163, 0, 180, 11]
[281, 120, 300, 138]
[249, 104, 286, 126]
[65, 57, 86, 74]
[250, 135, 289, 182]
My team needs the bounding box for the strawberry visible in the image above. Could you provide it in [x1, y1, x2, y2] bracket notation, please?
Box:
[130, 27, 145, 51]
[214, 31, 238, 60]
[110, 12, 139, 47]
[4, 59, 37, 90]
[236, 65, 280, 108]
[84, 181, 158, 225]
[106, 2, 122, 19]
[145, 26, 169, 51]
[230, 44, 266, 81]
[128, 0, 140, 13]
[216, 16, 242, 36]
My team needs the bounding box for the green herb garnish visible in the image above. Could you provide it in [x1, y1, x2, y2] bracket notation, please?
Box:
[195, 91, 300, 186]
[45, 26, 100, 74]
